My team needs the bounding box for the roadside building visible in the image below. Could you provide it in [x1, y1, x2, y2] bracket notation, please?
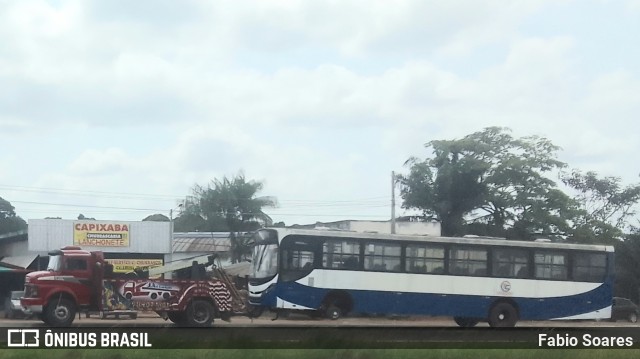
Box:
[27, 219, 170, 276]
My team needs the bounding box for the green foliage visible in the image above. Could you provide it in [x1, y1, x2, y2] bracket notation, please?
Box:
[562, 170, 640, 243]
[2, 349, 640, 359]
[400, 127, 568, 237]
[615, 232, 640, 302]
[142, 213, 170, 222]
[173, 212, 206, 232]
[174, 172, 277, 262]
[0, 196, 27, 235]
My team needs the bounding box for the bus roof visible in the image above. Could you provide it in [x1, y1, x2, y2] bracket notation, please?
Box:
[262, 228, 614, 252]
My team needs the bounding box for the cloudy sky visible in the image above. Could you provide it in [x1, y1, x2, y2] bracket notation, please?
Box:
[1, 0, 639, 226]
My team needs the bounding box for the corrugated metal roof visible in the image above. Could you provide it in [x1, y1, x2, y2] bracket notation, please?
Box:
[0, 230, 28, 243]
[172, 232, 232, 253]
[0, 254, 39, 269]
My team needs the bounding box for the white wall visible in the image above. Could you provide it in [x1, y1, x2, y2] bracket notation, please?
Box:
[28, 219, 171, 253]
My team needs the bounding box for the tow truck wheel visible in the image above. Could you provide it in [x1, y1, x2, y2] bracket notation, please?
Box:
[186, 300, 214, 327]
[45, 298, 76, 327]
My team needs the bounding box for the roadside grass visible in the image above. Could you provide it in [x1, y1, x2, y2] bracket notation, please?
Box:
[1, 349, 639, 359]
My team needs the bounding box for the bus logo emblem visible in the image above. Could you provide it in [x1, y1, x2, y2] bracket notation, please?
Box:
[500, 281, 511, 292]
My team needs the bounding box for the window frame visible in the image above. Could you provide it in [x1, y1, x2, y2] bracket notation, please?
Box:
[448, 245, 489, 277]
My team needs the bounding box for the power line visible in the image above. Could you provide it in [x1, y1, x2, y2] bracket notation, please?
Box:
[12, 200, 166, 212]
[0, 185, 181, 201]
[1, 184, 391, 205]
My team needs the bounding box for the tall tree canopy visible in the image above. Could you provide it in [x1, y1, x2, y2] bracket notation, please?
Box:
[174, 173, 277, 262]
[399, 127, 570, 237]
[562, 170, 640, 244]
[142, 213, 170, 222]
[0, 197, 27, 235]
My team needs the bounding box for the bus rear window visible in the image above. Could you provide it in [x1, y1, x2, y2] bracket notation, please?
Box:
[573, 253, 607, 282]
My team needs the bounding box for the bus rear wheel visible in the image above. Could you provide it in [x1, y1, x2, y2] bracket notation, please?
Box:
[324, 305, 343, 320]
[488, 302, 518, 327]
[454, 317, 480, 327]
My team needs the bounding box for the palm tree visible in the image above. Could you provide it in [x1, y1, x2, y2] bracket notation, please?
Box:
[185, 173, 278, 263]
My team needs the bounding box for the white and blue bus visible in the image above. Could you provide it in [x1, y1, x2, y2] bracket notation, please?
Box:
[248, 228, 614, 327]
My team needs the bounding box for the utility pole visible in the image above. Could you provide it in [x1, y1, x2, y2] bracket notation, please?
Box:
[391, 171, 396, 234]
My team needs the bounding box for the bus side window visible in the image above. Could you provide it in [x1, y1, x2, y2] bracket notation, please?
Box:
[516, 266, 529, 278]
[302, 262, 312, 271]
[496, 266, 510, 277]
[343, 256, 359, 270]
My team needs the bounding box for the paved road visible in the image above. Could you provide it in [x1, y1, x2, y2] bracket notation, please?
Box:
[1, 312, 638, 328]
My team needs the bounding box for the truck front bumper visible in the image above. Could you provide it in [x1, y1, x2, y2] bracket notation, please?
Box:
[20, 298, 44, 314]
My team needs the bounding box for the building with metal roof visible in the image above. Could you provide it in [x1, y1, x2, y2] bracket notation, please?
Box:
[172, 232, 232, 254]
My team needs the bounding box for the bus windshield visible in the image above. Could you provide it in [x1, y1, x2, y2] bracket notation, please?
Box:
[250, 243, 278, 279]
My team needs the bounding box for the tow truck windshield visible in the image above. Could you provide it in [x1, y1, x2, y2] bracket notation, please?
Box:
[47, 255, 62, 271]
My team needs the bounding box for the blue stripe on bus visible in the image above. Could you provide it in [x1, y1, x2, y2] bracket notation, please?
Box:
[263, 279, 613, 320]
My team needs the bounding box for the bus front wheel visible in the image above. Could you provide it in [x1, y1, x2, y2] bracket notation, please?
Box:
[488, 302, 518, 327]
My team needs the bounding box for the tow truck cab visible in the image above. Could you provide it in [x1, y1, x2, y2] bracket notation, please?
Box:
[21, 246, 106, 326]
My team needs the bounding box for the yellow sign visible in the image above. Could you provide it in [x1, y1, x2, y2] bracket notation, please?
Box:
[74, 222, 130, 247]
[107, 259, 164, 273]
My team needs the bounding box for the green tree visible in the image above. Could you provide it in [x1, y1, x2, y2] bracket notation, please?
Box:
[615, 231, 640, 302]
[562, 170, 640, 243]
[142, 213, 170, 222]
[0, 197, 27, 235]
[173, 212, 207, 232]
[175, 173, 277, 262]
[399, 127, 569, 237]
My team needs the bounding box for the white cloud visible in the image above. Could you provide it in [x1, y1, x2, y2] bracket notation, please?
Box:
[2, 0, 639, 224]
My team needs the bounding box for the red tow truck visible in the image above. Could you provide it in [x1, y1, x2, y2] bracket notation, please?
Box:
[20, 246, 234, 327]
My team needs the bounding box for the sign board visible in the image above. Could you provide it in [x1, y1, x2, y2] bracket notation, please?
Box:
[107, 259, 164, 273]
[74, 222, 130, 247]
